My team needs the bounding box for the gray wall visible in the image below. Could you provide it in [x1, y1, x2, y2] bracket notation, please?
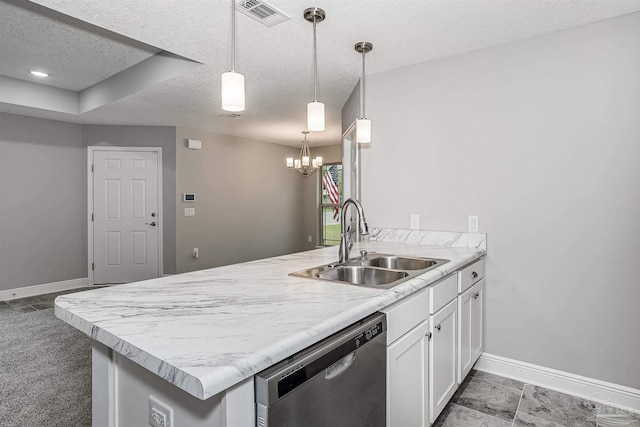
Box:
[345, 12, 640, 389]
[1, 116, 315, 288]
[175, 128, 308, 273]
[83, 125, 177, 274]
[0, 113, 86, 291]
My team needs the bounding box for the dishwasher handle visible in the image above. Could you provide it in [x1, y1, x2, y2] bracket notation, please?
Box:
[325, 352, 356, 380]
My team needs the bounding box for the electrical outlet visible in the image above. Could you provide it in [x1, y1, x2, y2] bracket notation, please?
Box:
[308, 235, 313, 242]
[184, 207, 195, 217]
[149, 395, 173, 427]
[468, 216, 479, 232]
[410, 214, 420, 230]
[193, 247, 199, 258]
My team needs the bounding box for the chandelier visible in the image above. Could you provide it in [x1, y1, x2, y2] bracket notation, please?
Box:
[286, 131, 323, 176]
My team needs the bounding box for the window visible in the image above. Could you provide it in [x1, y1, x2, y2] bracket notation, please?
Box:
[319, 163, 343, 246]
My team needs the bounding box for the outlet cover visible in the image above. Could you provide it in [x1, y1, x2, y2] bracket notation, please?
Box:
[184, 207, 195, 217]
[410, 214, 420, 230]
[149, 395, 173, 427]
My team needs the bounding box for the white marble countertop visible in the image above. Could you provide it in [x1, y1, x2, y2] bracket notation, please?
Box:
[55, 240, 485, 400]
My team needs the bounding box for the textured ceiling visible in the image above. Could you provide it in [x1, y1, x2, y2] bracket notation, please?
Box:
[3, 0, 640, 146]
[0, 0, 159, 91]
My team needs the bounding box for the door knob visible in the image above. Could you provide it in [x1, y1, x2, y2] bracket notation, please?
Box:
[435, 324, 442, 331]
[151, 212, 156, 217]
[145, 221, 157, 226]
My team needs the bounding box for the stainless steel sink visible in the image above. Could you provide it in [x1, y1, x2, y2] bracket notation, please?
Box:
[362, 255, 438, 270]
[317, 265, 409, 286]
[290, 253, 449, 289]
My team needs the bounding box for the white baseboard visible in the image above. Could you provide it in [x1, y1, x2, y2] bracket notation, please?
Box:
[0, 277, 89, 301]
[475, 353, 640, 415]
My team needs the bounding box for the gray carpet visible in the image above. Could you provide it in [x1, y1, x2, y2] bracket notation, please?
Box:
[0, 306, 91, 426]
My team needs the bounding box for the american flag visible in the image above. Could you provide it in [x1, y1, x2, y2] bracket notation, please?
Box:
[323, 165, 341, 221]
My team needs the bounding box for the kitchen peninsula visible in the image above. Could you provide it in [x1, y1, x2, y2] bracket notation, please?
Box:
[55, 230, 486, 427]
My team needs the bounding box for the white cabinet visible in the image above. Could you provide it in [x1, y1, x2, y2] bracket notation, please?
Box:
[429, 298, 458, 424]
[457, 258, 485, 385]
[387, 320, 430, 427]
[383, 258, 485, 426]
[382, 289, 430, 427]
[457, 279, 484, 383]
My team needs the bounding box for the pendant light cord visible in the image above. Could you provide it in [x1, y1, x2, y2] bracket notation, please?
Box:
[313, 19, 318, 102]
[231, 0, 236, 72]
[360, 50, 365, 119]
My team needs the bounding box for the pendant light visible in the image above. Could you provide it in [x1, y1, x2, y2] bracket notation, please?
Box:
[221, 0, 245, 112]
[304, 7, 326, 131]
[286, 131, 323, 176]
[355, 42, 372, 143]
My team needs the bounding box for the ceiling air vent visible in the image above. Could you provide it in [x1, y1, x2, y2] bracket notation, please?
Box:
[235, 0, 290, 27]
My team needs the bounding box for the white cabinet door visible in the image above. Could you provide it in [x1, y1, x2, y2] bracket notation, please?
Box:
[429, 299, 458, 424]
[387, 320, 429, 427]
[470, 280, 484, 368]
[458, 279, 484, 383]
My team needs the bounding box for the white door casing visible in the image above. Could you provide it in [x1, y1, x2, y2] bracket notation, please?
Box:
[89, 147, 163, 285]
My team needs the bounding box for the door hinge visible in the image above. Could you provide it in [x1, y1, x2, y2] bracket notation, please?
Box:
[91, 164, 94, 172]
[91, 213, 94, 221]
[92, 263, 95, 271]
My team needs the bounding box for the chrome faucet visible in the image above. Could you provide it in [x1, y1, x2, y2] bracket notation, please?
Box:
[338, 198, 369, 264]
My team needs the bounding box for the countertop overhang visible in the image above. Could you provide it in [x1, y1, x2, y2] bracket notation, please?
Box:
[55, 240, 485, 400]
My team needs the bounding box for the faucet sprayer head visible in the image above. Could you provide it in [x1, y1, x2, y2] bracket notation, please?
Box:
[360, 218, 369, 236]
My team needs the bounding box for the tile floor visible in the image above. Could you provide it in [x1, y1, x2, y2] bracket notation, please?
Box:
[435, 370, 640, 427]
[2, 290, 639, 427]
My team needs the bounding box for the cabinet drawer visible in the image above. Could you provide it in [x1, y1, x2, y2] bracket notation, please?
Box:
[382, 289, 430, 345]
[429, 274, 457, 315]
[458, 259, 484, 293]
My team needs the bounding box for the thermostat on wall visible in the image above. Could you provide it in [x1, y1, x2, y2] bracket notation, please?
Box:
[183, 193, 196, 202]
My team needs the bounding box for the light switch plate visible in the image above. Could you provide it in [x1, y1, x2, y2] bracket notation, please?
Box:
[468, 216, 479, 232]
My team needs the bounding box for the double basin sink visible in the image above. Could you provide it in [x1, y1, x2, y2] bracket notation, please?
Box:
[290, 253, 449, 289]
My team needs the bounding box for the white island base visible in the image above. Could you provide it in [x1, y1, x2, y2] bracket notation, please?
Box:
[92, 342, 255, 427]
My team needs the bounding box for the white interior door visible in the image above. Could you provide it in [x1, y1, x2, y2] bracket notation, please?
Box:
[92, 149, 161, 284]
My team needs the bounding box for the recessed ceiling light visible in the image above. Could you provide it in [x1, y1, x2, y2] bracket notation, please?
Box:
[29, 70, 49, 77]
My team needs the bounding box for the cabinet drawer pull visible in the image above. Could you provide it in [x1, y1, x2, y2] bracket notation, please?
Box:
[472, 271, 478, 279]
[473, 292, 480, 299]
[435, 324, 441, 331]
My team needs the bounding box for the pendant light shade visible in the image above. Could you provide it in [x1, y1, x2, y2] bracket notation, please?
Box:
[222, 71, 245, 112]
[355, 42, 373, 144]
[356, 118, 371, 143]
[304, 8, 326, 131]
[307, 101, 325, 132]
[222, 0, 245, 112]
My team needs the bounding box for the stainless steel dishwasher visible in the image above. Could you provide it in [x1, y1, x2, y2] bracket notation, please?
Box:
[255, 313, 387, 427]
